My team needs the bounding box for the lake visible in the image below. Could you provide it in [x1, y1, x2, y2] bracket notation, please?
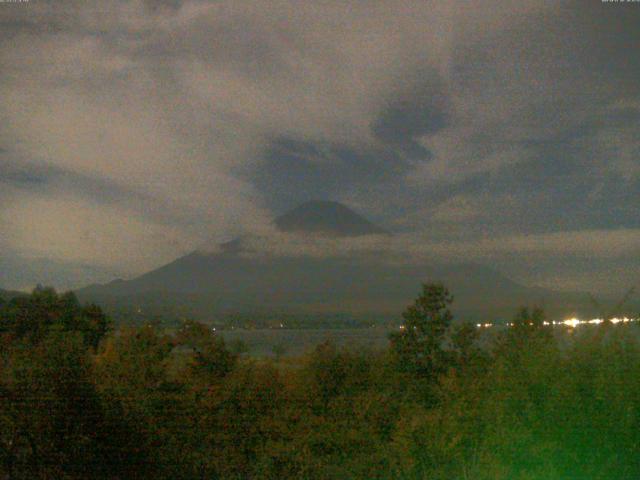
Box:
[219, 327, 394, 357]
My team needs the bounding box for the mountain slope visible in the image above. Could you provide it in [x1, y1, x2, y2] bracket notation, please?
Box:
[76, 201, 598, 322]
[275, 200, 388, 236]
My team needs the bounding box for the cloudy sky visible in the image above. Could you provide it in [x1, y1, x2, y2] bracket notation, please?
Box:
[0, 0, 638, 293]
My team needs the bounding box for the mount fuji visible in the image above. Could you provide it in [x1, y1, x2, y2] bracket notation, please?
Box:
[76, 201, 590, 323]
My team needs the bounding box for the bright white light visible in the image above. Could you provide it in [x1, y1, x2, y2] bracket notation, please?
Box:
[563, 318, 581, 328]
[473, 316, 638, 329]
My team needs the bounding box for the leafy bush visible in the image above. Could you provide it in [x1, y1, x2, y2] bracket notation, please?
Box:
[2, 285, 640, 478]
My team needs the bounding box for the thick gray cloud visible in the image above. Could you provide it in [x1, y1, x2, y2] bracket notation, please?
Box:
[0, 0, 638, 293]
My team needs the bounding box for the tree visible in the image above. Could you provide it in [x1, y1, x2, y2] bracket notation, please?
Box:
[175, 320, 236, 380]
[93, 324, 177, 478]
[272, 342, 288, 361]
[450, 321, 481, 369]
[513, 306, 546, 330]
[1, 331, 109, 479]
[390, 283, 453, 380]
[496, 307, 552, 359]
[230, 338, 249, 356]
[0, 287, 110, 348]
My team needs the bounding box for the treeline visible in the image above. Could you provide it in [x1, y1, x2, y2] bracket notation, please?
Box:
[1, 285, 640, 478]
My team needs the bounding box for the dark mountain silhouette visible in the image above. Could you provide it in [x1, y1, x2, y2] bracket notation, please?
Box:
[76, 201, 597, 323]
[275, 200, 388, 236]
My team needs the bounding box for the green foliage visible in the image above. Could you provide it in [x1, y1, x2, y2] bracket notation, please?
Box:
[230, 338, 249, 355]
[0, 330, 126, 479]
[271, 342, 287, 360]
[495, 306, 554, 366]
[175, 319, 237, 379]
[389, 283, 454, 380]
[0, 287, 110, 348]
[3, 285, 640, 478]
[450, 321, 483, 369]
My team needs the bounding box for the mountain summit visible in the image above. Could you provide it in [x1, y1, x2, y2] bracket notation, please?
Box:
[76, 200, 589, 323]
[274, 201, 387, 237]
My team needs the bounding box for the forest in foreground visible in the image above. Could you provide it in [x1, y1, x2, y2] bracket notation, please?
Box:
[1, 285, 640, 479]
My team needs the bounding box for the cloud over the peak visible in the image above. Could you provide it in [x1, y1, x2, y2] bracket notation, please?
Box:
[0, 0, 638, 292]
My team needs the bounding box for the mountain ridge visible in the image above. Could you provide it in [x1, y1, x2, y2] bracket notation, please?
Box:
[75, 201, 604, 322]
[274, 200, 388, 237]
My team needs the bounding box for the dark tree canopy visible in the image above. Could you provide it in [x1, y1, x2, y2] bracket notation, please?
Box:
[390, 283, 454, 379]
[0, 287, 110, 348]
[2, 284, 640, 479]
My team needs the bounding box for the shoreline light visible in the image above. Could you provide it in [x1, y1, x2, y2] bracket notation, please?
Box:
[474, 316, 639, 329]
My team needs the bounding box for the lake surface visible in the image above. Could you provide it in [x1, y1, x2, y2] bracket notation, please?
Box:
[219, 327, 394, 357]
[217, 322, 640, 358]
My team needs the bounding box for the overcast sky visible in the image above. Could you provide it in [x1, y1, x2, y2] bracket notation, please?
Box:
[1, 0, 639, 293]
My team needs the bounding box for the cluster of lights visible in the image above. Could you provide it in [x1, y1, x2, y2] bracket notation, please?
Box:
[556, 317, 636, 328]
[475, 317, 638, 329]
